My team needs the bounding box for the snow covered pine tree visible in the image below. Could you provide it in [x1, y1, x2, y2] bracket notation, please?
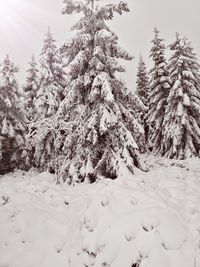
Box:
[0, 55, 28, 174]
[36, 27, 67, 120]
[57, 0, 147, 183]
[23, 55, 40, 122]
[161, 34, 200, 159]
[135, 55, 150, 144]
[136, 55, 150, 107]
[124, 85, 147, 153]
[28, 28, 67, 171]
[146, 28, 171, 153]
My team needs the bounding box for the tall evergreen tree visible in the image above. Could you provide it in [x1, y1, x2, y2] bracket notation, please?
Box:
[136, 55, 150, 107]
[28, 29, 67, 171]
[146, 28, 171, 153]
[36, 28, 67, 119]
[23, 55, 40, 122]
[0, 55, 28, 173]
[161, 34, 200, 159]
[56, 0, 147, 183]
[135, 55, 150, 146]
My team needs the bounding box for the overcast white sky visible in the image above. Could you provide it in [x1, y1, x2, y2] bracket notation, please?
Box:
[0, 0, 199, 90]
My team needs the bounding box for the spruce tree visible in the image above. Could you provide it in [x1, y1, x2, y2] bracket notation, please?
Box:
[0, 55, 28, 173]
[126, 88, 147, 152]
[36, 28, 67, 119]
[57, 0, 147, 183]
[146, 28, 171, 153]
[135, 55, 150, 145]
[161, 34, 200, 159]
[136, 55, 150, 107]
[23, 55, 40, 122]
[28, 29, 67, 171]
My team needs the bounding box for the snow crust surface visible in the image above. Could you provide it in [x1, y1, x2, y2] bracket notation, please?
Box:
[0, 156, 200, 267]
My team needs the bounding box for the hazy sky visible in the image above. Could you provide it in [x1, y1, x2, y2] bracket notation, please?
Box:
[0, 0, 200, 89]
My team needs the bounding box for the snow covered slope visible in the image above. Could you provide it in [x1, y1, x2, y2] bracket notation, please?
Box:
[0, 156, 200, 267]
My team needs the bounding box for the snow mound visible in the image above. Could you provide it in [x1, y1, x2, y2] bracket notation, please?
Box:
[0, 157, 200, 267]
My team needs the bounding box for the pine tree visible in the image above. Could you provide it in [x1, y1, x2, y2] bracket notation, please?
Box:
[136, 55, 150, 107]
[0, 55, 28, 173]
[36, 28, 67, 119]
[135, 55, 150, 146]
[56, 0, 147, 183]
[161, 34, 200, 159]
[23, 55, 40, 122]
[146, 28, 171, 153]
[28, 29, 67, 171]
[125, 88, 147, 153]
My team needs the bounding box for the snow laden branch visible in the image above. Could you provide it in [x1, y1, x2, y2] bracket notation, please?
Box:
[62, 0, 130, 20]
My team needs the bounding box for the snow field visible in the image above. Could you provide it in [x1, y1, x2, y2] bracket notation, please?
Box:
[0, 156, 200, 267]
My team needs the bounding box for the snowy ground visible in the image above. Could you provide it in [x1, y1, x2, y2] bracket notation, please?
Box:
[0, 156, 200, 267]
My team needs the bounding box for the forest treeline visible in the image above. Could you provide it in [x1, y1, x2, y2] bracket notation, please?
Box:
[0, 0, 200, 182]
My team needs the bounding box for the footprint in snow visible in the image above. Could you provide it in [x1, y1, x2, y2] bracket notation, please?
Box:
[0, 195, 10, 206]
[124, 231, 136, 242]
[141, 217, 160, 232]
